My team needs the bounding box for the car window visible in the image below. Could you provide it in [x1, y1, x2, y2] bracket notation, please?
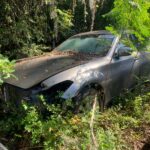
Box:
[56, 34, 115, 56]
[116, 43, 132, 57]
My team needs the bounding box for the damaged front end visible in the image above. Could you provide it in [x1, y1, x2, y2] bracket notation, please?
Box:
[1, 80, 74, 106]
[1, 53, 88, 104]
[30, 80, 74, 104]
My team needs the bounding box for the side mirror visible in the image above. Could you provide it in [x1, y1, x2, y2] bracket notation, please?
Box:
[114, 52, 120, 59]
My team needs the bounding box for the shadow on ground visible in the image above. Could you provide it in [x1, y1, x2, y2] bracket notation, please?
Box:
[142, 143, 150, 150]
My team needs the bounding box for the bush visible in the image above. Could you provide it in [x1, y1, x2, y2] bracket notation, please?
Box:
[0, 81, 150, 149]
[0, 54, 15, 84]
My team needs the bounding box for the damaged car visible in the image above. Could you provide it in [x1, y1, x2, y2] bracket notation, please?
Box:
[1, 30, 150, 112]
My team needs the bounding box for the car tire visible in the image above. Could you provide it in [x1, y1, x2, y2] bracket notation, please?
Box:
[73, 86, 105, 114]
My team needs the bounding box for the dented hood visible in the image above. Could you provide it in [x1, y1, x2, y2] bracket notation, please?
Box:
[5, 54, 88, 89]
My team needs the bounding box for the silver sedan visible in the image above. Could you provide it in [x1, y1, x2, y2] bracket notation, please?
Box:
[3, 30, 150, 112]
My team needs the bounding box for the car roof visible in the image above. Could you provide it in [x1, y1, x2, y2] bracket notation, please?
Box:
[73, 30, 112, 37]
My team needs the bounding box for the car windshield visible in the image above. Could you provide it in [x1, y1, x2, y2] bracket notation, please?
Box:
[56, 34, 115, 56]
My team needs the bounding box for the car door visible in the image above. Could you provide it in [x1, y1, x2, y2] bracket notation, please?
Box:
[138, 52, 150, 78]
[109, 43, 136, 97]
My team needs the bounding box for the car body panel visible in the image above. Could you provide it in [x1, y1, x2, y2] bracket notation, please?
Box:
[109, 55, 135, 96]
[42, 57, 109, 99]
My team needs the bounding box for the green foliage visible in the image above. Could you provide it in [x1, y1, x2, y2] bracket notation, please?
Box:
[21, 101, 123, 150]
[0, 0, 74, 58]
[0, 0, 114, 59]
[9, 44, 50, 59]
[0, 55, 15, 84]
[0, 1, 150, 149]
[57, 9, 73, 37]
[97, 128, 120, 150]
[105, 0, 150, 43]
[1, 81, 150, 149]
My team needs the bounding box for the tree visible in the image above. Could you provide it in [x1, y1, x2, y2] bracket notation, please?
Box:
[0, 0, 115, 58]
[105, 0, 150, 43]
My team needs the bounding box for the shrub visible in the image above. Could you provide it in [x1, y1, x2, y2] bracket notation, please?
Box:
[0, 54, 15, 84]
[0, 81, 150, 149]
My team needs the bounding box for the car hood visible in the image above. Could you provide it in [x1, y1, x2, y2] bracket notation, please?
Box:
[41, 56, 109, 90]
[5, 54, 89, 89]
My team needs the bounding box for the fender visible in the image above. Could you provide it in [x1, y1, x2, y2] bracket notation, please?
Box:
[62, 70, 104, 99]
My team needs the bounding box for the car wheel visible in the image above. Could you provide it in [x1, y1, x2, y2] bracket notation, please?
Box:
[73, 86, 105, 114]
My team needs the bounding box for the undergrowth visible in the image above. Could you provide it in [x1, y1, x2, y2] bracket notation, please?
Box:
[0, 81, 150, 150]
